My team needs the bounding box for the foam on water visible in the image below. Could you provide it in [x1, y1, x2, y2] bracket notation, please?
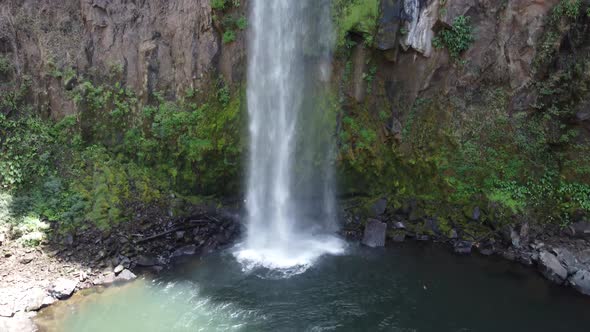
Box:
[234, 235, 346, 277]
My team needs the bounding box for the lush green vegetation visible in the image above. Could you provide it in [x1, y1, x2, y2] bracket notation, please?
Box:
[212, 0, 246, 44]
[433, 15, 474, 59]
[0, 64, 244, 235]
[332, 0, 380, 47]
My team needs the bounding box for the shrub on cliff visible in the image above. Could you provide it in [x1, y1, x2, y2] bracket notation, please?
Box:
[433, 15, 474, 59]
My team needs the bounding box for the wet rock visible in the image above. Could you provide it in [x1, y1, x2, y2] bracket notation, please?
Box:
[538, 251, 568, 284]
[502, 249, 517, 261]
[508, 227, 521, 249]
[362, 219, 387, 248]
[478, 241, 496, 256]
[530, 241, 545, 251]
[391, 232, 406, 243]
[370, 198, 387, 217]
[416, 234, 430, 241]
[578, 249, 590, 265]
[569, 270, 590, 296]
[517, 252, 534, 267]
[531, 251, 540, 263]
[171, 245, 197, 258]
[136, 255, 158, 267]
[519, 222, 530, 244]
[115, 269, 137, 282]
[454, 241, 473, 255]
[50, 278, 78, 299]
[393, 221, 406, 230]
[472, 206, 481, 221]
[24, 288, 48, 312]
[502, 226, 521, 249]
[552, 248, 580, 275]
[566, 222, 590, 238]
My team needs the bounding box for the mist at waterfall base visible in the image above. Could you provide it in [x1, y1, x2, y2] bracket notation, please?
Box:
[233, 0, 345, 274]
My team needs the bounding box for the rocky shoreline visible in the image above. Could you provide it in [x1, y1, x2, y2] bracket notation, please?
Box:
[3, 199, 590, 331]
[0, 205, 241, 332]
[348, 199, 590, 297]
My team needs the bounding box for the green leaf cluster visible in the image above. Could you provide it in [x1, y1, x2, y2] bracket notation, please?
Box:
[433, 15, 474, 59]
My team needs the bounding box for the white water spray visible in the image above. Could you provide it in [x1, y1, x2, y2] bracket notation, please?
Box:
[234, 0, 345, 275]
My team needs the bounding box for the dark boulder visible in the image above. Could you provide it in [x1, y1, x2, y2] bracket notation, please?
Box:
[454, 241, 473, 255]
[569, 270, 590, 296]
[566, 222, 590, 238]
[416, 234, 430, 241]
[362, 219, 387, 248]
[578, 249, 590, 265]
[519, 222, 530, 244]
[477, 240, 496, 256]
[136, 255, 159, 267]
[424, 218, 440, 235]
[171, 245, 197, 258]
[538, 251, 568, 284]
[391, 231, 406, 243]
[553, 248, 580, 275]
[517, 251, 534, 267]
[370, 198, 388, 217]
[472, 206, 481, 221]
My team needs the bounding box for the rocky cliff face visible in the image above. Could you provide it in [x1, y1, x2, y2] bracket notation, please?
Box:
[352, 0, 562, 115]
[0, 0, 246, 119]
[336, 0, 590, 224]
[2, 0, 590, 237]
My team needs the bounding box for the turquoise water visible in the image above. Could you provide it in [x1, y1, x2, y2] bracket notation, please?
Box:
[36, 244, 590, 332]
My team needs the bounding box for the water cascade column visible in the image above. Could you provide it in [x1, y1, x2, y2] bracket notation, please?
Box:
[235, 0, 344, 274]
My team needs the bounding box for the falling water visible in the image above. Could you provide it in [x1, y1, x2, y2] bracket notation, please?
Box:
[234, 0, 345, 274]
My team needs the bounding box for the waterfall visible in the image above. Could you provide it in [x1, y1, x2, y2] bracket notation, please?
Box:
[234, 0, 345, 275]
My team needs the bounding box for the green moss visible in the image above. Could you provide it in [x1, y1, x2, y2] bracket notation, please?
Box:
[333, 0, 380, 47]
